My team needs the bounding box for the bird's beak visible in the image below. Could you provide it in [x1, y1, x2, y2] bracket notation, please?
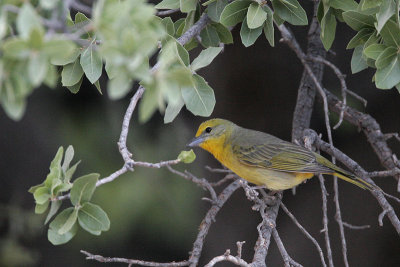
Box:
[187, 136, 205, 147]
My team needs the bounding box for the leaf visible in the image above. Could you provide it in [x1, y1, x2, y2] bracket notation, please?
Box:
[62, 145, 74, 172]
[180, 0, 197, 13]
[70, 173, 99, 206]
[376, 0, 396, 33]
[67, 78, 83, 94]
[35, 201, 49, 214]
[380, 19, 400, 47]
[28, 53, 48, 87]
[107, 72, 132, 100]
[28, 27, 44, 50]
[178, 149, 196, 163]
[155, 0, 180, 9]
[191, 47, 223, 71]
[240, 19, 263, 47]
[16, 3, 43, 39]
[48, 207, 78, 245]
[61, 58, 84, 87]
[351, 45, 368, 73]
[80, 41, 103, 84]
[220, 0, 251, 27]
[363, 44, 387, 60]
[2, 38, 30, 59]
[78, 202, 110, 233]
[45, 200, 62, 225]
[139, 85, 159, 123]
[207, 0, 228, 22]
[247, 3, 267, 29]
[40, 0, 59, 10]
[346, 27, 374, 49]
[45, 40, 79, 66]
[65, 161, 80, 183]
[182, 74, 215, 116]
[329, 0, 358, 11]
[164, 98, 184, 123]
[271, 0, 308, 26]
[33, 186, 50, 205]
[161, 17, 175, 36]
[94, 80, 102, 94]
[361, 0, 383, 10]
[200, 25, 220, 47]
[0, 89, 26, 121]
[212, 23, 233, 44]
[262, 5, 274, 47]
[320, 8, 337, 50]
[375, 55, 400, 89]
[375, 46, 397, 69]
[342, 10, 374, 31]
[175, 41, 190, 66]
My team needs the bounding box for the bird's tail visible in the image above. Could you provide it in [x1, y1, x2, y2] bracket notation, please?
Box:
[333, 171, 379, 191]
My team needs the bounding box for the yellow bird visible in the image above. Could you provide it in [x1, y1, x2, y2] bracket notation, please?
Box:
[188, 118, 377, 191]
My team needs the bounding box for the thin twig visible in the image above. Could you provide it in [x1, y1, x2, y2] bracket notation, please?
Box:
[156, 9, 179, 16]
[189, 181, 241, 267]
[81, 250, 190, 266]
[306, 55, 348, 129]
[70, 0, 92, 15]
[272, 228, 303, 267]
[367, 168, 400, 177]
[318, 175, 334, 267]
[333, 177, 349, 267]
[280, 203, 327, 267]
[342, 221, 370, 230]
[204, 250, 250, 267]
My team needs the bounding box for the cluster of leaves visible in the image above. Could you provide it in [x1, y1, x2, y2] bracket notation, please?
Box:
[318, 0, 400, 91]
[28, 146, 110, 245]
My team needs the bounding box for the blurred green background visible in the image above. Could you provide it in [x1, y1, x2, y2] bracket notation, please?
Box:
[1, 2, 400, 266]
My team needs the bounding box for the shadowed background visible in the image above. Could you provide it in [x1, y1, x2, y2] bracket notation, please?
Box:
[1, 2, 400, 266]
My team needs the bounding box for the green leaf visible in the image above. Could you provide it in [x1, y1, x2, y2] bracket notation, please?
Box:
[361, 0, 383, 10]
[67, 78, 83, 94]
[164, 98, 184, 123]
[44, 65, 59, 88]
[376, 0, 396, 33]
[247, 3, 267, 29]
[191, 47, 223, 71]
[2, 38, 30, 59]
[175, 41, 190, 66]
[212, 23, 233, 44]
[28, 27, 44, 50]
[161, 17, 175, 36]
[262, 5, 274, 47]
[48, 207, 78, 245]
[220, 0, 251, 27]
[139, 85, 159, 123]
[271, 0, 308, 26]
[363, 44, 387, 60]
[35, 201, 49, 214]
[16, 3, 43, 39]
[107, 73, 132, 100]
[0, 11, 8, 40]
[40, 0, 59, 10]
[240, 19, 262, 47]
[28, 53, 48, 87]
[62, 145, 74, 173]
[155, 0, 180, 9]
[78, 202, 110, 233]
[61, 58, 84, 87]
[207, 0, 228, 22]
[45, 200, 62, 224]
[320, 8, 337, 50]
[45, 40, 79, 66]
[0, 88, 26, 121]
[200, 25, 220, 47]
[70, 173, 99, 206]
[376, 55, 400, 89]
[380, 19, 400, 47]
[351, 45, 368, 73]
[347, 27, 374, 49]
[182, 74, 215, 116]
[29, 182, 45, 194]
[94, 80, 102, 94]
[342, 10, 374, 31]
[178, 149, 196, 163]
[65, 161, 80, 183]
[33, 186, 50, 205]
[375, 46, 397, 69]
[180, 0, 197, 13]
[80, 41, 102, 84]
[329, 0, 358, 11]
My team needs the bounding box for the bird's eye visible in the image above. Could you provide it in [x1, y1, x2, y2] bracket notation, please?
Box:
[205, 127, 212, 133]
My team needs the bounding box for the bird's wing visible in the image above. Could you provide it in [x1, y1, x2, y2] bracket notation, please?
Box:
[232, 133, 333, 173]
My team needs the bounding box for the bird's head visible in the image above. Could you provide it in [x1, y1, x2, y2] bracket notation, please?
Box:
[187, 119, 235, 152]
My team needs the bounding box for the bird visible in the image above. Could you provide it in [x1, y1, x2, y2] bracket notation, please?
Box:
[187, 118, 377, 191]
